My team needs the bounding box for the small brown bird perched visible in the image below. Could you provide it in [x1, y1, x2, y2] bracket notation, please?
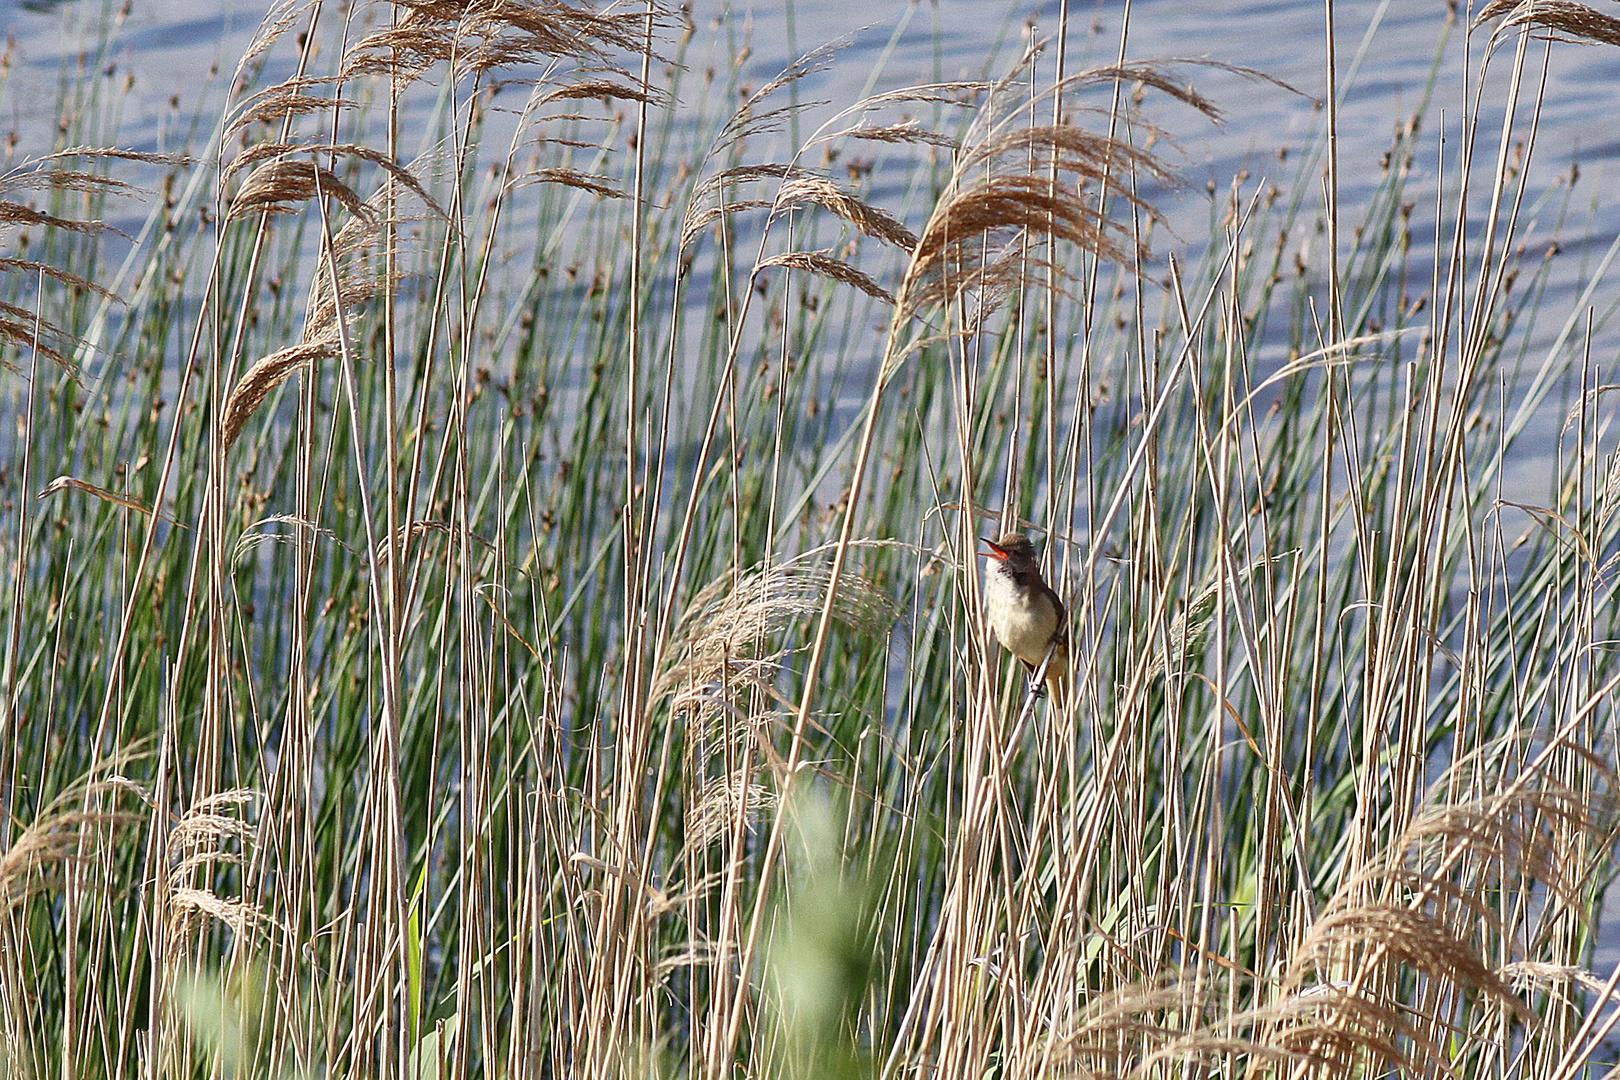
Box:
[982, 532, 1069, 706]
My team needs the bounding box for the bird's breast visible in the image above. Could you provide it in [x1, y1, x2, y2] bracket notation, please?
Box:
[983, 572, 1060, 665]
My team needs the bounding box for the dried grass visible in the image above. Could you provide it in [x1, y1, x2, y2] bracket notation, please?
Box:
[1051, 977, 1214, 1063]
[228, 159, 369, 221]
[658, 556, 898, 695]
[535, 77, 663, 108]
[1064, 754, 1620, 1079]
[1477, 0, 1620, 48]
[1247, 756, 1618, 1077]
[0, 303, 86, 377]
[218, 342, 336, 452]
[840, 121, 960, 149]
[341, 0, 659, 86]
[656, 553, 900, 745]
[897, 148, 1169, 319]
[167, 887, 266, 947]
[236, 0, 317, 70]
[686, 775, 777, 850]
[679, 200, 773, 252]
[1262, 989, 1431, 1077]
[0, 146, 187, 199]
[37, 475, 179, 525]
[220, 158, 444, 455]
[1286, 903, 1526, 1017]
[1049, 978, 1300, 1080]
[227, 142, 443, 218]
[0, 257, 120, 302]
[8, 4, 1620, 1077]
[225, 80, 354, 138]
[756, 250, 893, 303]
[511, 167, 628, 199]
[231, 514, 349, 565]
[884, 61, 1223, 324]
[372, 518, 501, 567]
[680, 163, 800, 250]
[0, 201, 116, 239]
[165, 791, 268, 948]
[855, 81, 998, 110]
[0, 780, 149, 914]
[713, 35, 848, 151]
[776, 174, 918, 251]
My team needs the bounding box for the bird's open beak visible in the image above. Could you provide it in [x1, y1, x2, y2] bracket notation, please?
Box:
[981, 539, 1009, 560]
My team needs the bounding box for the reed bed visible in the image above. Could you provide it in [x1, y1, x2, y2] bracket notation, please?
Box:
[1, 0, 1618, 1077]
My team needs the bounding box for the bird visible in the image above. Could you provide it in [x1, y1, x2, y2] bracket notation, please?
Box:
[981, 531, 1069, 706]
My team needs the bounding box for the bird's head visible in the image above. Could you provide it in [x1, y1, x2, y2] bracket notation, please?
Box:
[982, 532, 1039, 567]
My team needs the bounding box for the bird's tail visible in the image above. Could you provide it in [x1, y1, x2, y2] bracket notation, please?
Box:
[1044, 665, 1067, 710]
[1038, 640, 1069, 710]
